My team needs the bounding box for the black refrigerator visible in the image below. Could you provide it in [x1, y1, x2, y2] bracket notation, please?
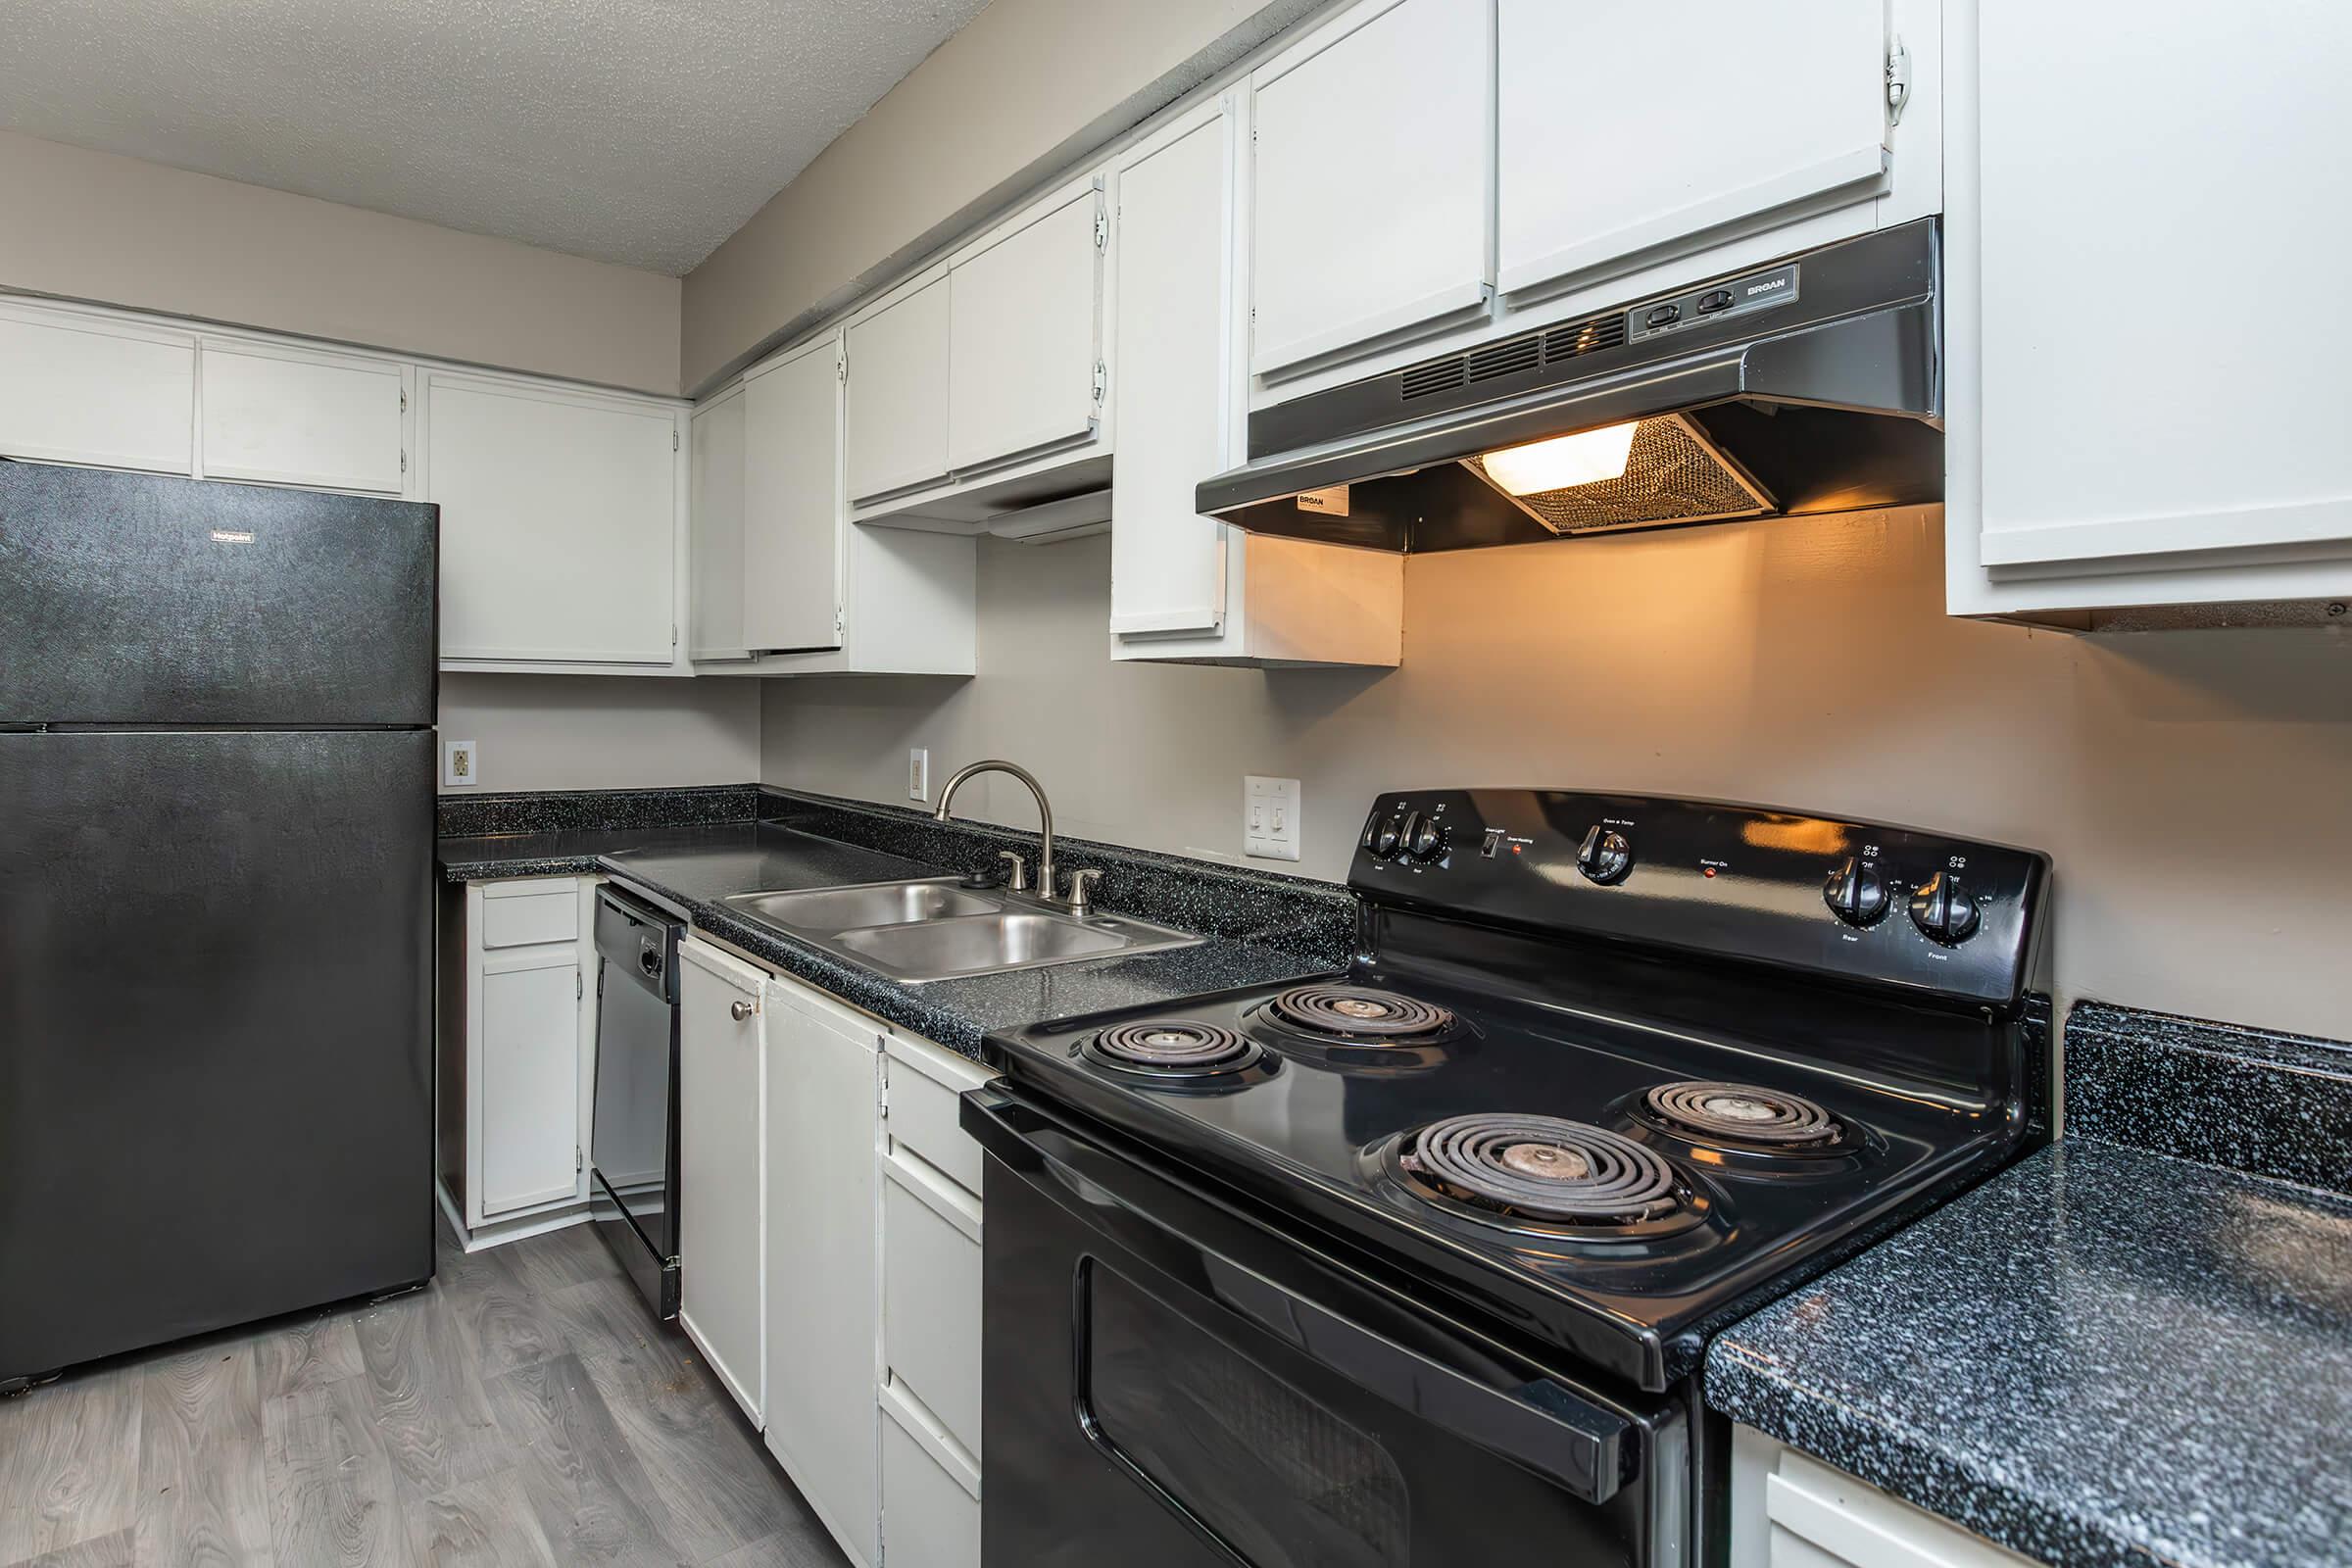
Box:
[0, 461, 439, 1390]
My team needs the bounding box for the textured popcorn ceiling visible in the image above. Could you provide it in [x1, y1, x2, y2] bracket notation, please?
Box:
[0, 0, 994, 274]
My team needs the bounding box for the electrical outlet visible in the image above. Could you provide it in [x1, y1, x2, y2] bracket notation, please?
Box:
[908, 747, 929, 803]
[1245, 776, 1301, 861]
[443, 739, 478, 789]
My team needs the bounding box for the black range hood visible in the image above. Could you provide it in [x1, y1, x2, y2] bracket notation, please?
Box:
[1196, 220, 1942, 553]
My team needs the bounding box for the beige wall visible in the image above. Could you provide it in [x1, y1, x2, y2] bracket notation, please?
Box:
[760, 512, 2352, 1041]
[680, 0, 1320, 392]
[440, 675, 760, 795]
[0, 130, 681, 394]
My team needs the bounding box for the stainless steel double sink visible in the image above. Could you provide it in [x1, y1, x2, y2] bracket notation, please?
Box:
[724, 876, 1201, 984]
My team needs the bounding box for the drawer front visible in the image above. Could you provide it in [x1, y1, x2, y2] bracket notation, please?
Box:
[881, 1154, 982, 1458]
[884, 1048, 989, 1194]
[481, 886, 578, 949]
[882, 1404, 980, 1568]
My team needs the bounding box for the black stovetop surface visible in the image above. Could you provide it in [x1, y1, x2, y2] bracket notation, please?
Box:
[987, 790, 2053, 1391]
[987, 955, 2027, 1390]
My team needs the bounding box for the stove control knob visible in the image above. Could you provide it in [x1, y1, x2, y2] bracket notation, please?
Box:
[1370, 814, 1404, 858]
[1910, 872, 1982, 945]
[1575, 825, 1633, 885]
[1405, 813, 1445, 861]
[1823, 857, 1889, 927]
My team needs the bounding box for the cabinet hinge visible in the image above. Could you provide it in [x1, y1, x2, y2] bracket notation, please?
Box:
[400, 449, 407, 474]
[834, 605, 846, 638]
[1094, 208, 1108, 251]
[575, 971, 583, 1001]
[672, 427, 680, 452]
[1886, 36, 1911, 124]
[1092, 361, 1107, 406]
[877, 1063, 889, 1120]
[399, 389, 408, 414]
[836, 354, 848, 383]
[575, 1144, 583, 1173]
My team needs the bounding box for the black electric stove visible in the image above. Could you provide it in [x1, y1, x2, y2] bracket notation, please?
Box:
[966, 790, 2051, 1568]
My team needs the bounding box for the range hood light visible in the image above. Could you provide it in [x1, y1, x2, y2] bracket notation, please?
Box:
[1478, 421, 1640, 496]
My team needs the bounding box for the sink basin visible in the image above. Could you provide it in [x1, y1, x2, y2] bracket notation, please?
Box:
[731, 878, 1000, 931]
[721, 876, 1203, 983]
[833, 911, 1136, 981]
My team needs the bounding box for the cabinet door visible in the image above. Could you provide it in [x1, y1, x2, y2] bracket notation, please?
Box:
[199, 341, 407, 493]
[1250, 0, 1491, 377]
[477, 947, 580, 1218]
[1495, 0, 1889, 300]
[1970, 3, 2352, 572]
[881, 1409, 979, 1568]
[880, 1152, 981, 1459]
[743, 339, 845, 652]
[689, 384, 748, 661]
[678, 938, 766, 1425]
[946, 186, 1102, 472]
[1110, 109, 1234, 639]
[763, 984, 881, 1565]
[0, 304, 195, 474]
[844, 277, 951, 505]
[424, 374, 678, 664]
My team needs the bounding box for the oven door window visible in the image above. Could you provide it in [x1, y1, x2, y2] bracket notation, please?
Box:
[1082, 1257, 1408, 1567]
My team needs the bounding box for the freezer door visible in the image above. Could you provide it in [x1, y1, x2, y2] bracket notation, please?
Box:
[0, 462, 436, 725]
[0, 729, 436, 1382]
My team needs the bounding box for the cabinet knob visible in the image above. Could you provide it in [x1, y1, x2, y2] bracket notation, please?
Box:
[730, 1000, 754, 1022]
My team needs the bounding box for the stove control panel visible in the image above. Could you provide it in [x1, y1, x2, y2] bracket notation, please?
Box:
[1350, 790, 2051, 1007]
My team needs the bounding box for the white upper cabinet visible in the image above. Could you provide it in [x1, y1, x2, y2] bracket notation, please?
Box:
[0, 302, 195, 475]
[743, 335, 846, 652]
[946, 182, 1104, 474]
[844, 273, 951, 505]
[1948, 0, 2352, 615]
[1496, 0, 1891, 302]
[1110, 106, 1236, 642]
[198, 340, 408, 493]
[688, 383, 749, 662]
[1109, 97, 1404, 668]
[423, 371, 680, 665]
[1250, 0, 1493, 378]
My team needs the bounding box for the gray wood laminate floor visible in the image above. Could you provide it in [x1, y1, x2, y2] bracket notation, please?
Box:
[0, 1218, 852, 1567]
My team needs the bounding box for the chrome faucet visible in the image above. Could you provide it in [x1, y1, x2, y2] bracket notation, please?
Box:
[933, 760, 1065, 906]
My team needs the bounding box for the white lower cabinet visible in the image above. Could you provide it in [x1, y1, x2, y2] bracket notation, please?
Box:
[762, 976, 885, 1567]
[441, 877, 599, 1240]
[677, 937, 769, 1426]
[1730, 1427, 2034, 1568]
[881, 1398, 980, 1568]
[664, 939, 995, 1568]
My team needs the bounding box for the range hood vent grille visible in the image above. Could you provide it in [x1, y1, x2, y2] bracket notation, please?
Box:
[1399, 311, 1627, 405]
[1462, 414, 1771, 535]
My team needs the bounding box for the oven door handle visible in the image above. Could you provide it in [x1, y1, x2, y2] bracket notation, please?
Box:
[962, 1086, 1639, 1505]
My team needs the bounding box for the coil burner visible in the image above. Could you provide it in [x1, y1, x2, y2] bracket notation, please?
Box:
[1082, 1019, 1264, 1079]
[1639, 1081, 1852, 1154]
[1391, 1113, 1699, 1236]
[1260, 985, 1458, 1043]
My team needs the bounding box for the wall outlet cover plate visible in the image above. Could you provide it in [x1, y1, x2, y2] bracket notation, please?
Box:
[443, 739, 478, 789]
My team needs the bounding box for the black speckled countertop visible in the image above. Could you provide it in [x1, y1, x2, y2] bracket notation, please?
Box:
[436, 788, 1353, 1056]
[1707, 1002, 2352, 1568]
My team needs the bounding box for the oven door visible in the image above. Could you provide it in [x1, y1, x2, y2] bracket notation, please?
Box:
[962, 1088, 1687, 1568]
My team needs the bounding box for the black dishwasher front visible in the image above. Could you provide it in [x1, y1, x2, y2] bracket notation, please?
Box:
[589, 884, 684, 1320]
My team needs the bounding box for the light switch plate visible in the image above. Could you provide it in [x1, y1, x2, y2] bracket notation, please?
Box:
[1245, 775, 1300, 861]
[443, 739, 478, 789]
[908, 748, 929, 803]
